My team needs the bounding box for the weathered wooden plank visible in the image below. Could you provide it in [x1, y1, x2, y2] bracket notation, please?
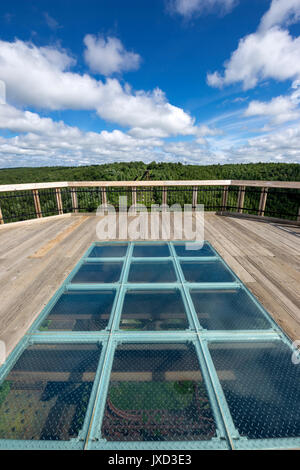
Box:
[32, 189, 42, 218]
[229, 216, 300, 254]
[29, 216, 89, 258]
[258, 187, 268, 216]
[0, 204, 4, 224]
[0, 213, 72, 232]
[245, 281, 300, 341]
[70, 187, 78, 213]
[162, 186, 167, 206]
[221, 186, 228, 211]
[1, 179, 300, 192]
[237, 186, 245, 213]
[192, 186, 198, 208]
[68, 180, 233, 188]
[101, 187, 107, 207]
[230, 180, 300, 189]
[55, 188, 63, 215]
[218, 211, 300, 227]
[1, 212, 300, 358]
[0, 182, 69, 192]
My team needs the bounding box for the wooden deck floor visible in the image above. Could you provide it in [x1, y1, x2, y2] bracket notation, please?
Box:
[0, 212, 300, 356]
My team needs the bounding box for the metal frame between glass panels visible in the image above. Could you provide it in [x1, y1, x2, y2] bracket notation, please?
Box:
[0, 241, 299, 450]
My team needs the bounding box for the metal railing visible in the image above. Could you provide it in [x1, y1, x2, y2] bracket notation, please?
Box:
[0, 180, 299, 224]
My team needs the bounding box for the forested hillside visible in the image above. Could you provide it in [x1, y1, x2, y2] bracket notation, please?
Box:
[0, 162, 299, 184]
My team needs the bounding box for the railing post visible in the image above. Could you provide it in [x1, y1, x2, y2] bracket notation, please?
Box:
[237, 186, 246, 213]
[258, 187, 268, 216]
[101, 187, 107, 209]
[192, 186, 198, 209]
[297, 206, 300, 223]
[221, 186, 229, 211]
[162, 186, 167, 206]
[71, 187, 78, 213]
[55, 188, 63, 215]
[32, 189, 42, 218]
[0, 204, 4, 224]
[132, 186, 137, 214]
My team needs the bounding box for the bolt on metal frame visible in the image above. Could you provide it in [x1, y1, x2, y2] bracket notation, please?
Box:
[0, 240, 299, 450]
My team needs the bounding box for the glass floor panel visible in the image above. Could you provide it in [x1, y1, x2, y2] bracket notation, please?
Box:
[180, 260, 236, 283]
[119, 289, 189, 331]
[39, 290, 116, 331]
[71, 262, 123, 284]
[89, 244, 128, 258]
[0, 240, 298, 450]
[209, 341, 300, 439]
[0, 344, 101, 441]
[190, 288, 272, 330]
[174, 243, 215, 257]
[132, 243, 170, 258]
[127, 261, 177, 283]
[101, 342, 217, 442]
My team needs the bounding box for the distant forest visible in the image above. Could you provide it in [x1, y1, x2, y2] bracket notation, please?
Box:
[0, 161, 299, 184]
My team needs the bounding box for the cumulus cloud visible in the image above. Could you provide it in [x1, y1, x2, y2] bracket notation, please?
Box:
[169, 0, 238, 18]
[259, 0, 300, 31]
[227, 124, 300, 163]
[244, 79, 300, 125]
[245, 96, 299, 124]
[0, 39, 199, 137]
[83, 34, 141, 76]
[0, 103, 165, 167]
[0, 104, 69, 134]
[244, 83, 300, 124]
[0, 103, 224, 167]
[1, 102, 299, 168]
[207, 27, 300, 90]
[207, 0, 300, 90]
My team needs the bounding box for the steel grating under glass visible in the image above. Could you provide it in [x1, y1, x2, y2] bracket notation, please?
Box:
[0, 344, 102, 441]
[0, 240, 299, 450]
[101, 343, 216, 442]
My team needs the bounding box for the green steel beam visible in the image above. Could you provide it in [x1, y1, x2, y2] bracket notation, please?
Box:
[0, 240, 298, 450]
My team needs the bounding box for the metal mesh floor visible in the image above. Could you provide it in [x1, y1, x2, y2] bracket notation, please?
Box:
[0, 241, 299, 450]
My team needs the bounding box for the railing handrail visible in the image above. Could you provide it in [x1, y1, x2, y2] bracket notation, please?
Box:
[0, 179, 300, 192]
[0, 179, 299, 226]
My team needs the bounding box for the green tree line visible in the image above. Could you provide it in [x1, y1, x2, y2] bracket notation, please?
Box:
[0, 162, 299, 223]
[0, 161, 299, 184]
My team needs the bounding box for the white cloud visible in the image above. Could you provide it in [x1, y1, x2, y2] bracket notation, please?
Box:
[227, 124, 300, 163]
[83, 34, 141, 76]
[44, 12, 61, 30]
[0, 39, 199, 137]
[128, 127, 169, 138]
[196, 124, 222, 136]
[1, 102, 299, 168]
[207, 27, 300, 90]
[244, 80, 300, 124]
[245, 97, 300, 125]
[259, 0, 300, 31]
[95, 81, 196, 136]
[163, 141, 217, 163]
[207, 0, 300, 90]
[0, 103, 222, 166]
[169, 0, 238, 17]
[0, 104, 166, 167]
[0, 104, 69, 134]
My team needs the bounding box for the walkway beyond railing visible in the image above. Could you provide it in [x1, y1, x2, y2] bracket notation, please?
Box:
[0, 180, 299, 225]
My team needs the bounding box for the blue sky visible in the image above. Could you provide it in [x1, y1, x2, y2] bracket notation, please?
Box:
[0, 0, 300, 167]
